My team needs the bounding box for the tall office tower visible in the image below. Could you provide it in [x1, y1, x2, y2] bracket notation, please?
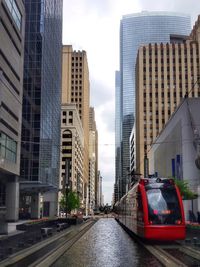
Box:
[20, 0, 63, 219]
[135, 15, 200, 176]
[89, 107, 98, 212]
[62, 45, 90, 214]
[0, 0, 25, 224]
[117, 11, 191, 198]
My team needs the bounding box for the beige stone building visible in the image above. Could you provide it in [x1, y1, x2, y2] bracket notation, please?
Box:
[136, 15, 200, 176]
[0, 0, 25, 225]
[62, 45, 90, 213]
[59, 104, 84, 211]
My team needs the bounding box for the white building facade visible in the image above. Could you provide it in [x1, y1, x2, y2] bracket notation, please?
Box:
[148, 98, 200, 220]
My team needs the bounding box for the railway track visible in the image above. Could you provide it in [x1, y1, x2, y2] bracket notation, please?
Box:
[142, 242, 200, 267]
[119, 219, 200, 266]
[0, 219, 97, 267]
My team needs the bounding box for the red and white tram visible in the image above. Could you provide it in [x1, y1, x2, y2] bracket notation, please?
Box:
[114, 177, 185, 241]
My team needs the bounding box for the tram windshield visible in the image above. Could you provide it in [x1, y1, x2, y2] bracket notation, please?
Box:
[146, 188, 182, 225]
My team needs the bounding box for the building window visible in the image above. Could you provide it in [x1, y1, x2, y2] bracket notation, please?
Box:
[62, 141, 72, 146]
[5, 0, 22, 31]
[0, 182, 6, 206]
[62, 149, 72, 154]
[0, 132, 17, 163]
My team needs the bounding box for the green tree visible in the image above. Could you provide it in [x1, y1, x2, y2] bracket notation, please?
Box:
[172, 178, 198, 200]
[59, 190, 80, 217]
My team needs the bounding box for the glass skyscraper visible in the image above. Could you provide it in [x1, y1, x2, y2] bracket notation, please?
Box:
[20, 0, 63, 218]
[116, 11, 191, 199]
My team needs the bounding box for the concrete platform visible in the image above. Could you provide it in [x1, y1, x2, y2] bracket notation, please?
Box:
[0, 220, 29, 239]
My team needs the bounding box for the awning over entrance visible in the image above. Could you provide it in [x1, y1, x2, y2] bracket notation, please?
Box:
[20, 181, 57, 194]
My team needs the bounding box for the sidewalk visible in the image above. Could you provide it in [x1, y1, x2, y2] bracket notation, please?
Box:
[0, 219, 58, 260]
[0, 220, 29, 240]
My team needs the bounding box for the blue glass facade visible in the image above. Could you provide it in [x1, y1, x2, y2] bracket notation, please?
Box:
[20, 0, 63, 192]
[117, 11, 191, 198]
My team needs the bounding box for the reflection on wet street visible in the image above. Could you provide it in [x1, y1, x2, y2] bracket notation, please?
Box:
[52, 218, 162, 267]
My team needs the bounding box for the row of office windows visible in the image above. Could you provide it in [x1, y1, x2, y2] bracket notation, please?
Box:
[144, 73, 198, 81]
[71, 86, 82, 91]
[71, 92, 82, 97]
[72, 62, 82, 67]
[71, 74, 82, 79]
[62, 118, 73, 124]
[143, 91, 200, 99]
[72, 68, 82, 73]
[72, 56, 82, 61]
[143, 64, 199, 74]
[144, 56, 199, 65]
[0, 132, 17, 163]
[63, 111, 73, 116]
[71, 80, 82, 85]
[143, 43, 199, 55]
[143, 75, 199, 86]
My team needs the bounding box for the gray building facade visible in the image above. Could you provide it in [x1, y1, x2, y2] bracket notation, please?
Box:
[0, 0, 25, 227]
[20, 0, 63, 219]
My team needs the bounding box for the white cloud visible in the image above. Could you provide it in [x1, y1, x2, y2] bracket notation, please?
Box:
[138, 0, 199, 25]
[62, 0, 199, 204]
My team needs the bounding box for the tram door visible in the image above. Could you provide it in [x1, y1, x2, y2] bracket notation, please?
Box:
[137, 191, 144, 236]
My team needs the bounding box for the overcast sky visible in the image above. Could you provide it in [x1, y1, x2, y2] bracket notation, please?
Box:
[62, 0, 199, 205]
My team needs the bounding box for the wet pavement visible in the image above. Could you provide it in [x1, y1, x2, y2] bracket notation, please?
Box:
[52, 218, 163, 267]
